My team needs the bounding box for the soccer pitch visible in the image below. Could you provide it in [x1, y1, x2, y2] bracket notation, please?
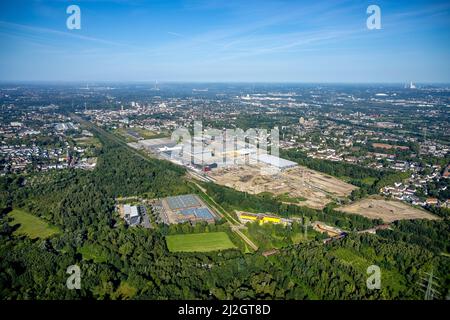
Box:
[166, 232, 236, 252]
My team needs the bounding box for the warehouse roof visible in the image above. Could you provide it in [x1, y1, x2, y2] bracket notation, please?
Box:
[251, 153, 297, 169]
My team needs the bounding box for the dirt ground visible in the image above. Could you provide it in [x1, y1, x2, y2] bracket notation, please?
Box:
[207, 164, 357, 209]
[337, 197, 439, 222]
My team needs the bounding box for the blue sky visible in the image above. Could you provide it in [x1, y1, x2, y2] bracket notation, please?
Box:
[0, 0, 449, 82]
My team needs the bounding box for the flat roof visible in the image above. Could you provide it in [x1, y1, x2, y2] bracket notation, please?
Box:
[124, 205, 139, 217]
[166, 194, 201, 210]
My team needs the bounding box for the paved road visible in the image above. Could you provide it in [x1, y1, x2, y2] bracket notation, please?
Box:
[231, 225, 259, 251]
[141, 212, 151, 228]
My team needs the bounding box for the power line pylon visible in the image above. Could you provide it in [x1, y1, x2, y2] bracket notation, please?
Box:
[419, 270, 441, 300]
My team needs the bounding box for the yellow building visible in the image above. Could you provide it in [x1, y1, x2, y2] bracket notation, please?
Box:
[240, 214, 258, 221]
[239, 212, 283, 225]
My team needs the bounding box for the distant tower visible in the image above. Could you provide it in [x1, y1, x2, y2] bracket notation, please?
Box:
[84, 102, 87, 112]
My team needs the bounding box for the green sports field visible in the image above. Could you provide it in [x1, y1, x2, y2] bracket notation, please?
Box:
[9, 209, 60, 239]
[166, 232, 236, 252]
[78, 244, 108, 263]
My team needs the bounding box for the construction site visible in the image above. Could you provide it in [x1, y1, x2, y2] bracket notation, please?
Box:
[153, 194, 219, 225]
[207, 164, 357, 209]
[132, 135, 356, 209]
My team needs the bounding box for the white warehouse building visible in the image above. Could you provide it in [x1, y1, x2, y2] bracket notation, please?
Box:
[250, 153, 297, 170]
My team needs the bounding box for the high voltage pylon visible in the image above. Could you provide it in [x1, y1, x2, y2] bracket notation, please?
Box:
[418, 270, 441, 300]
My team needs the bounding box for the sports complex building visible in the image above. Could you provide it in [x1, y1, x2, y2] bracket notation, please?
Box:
[154, 194, 218, 225]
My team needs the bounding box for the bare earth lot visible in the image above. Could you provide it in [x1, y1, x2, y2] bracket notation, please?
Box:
[207, 164, 357, 209]
[338, 197, 439, 223]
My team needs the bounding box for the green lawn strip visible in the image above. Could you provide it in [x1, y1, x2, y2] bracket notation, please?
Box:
[8, 209, 60, 239]
[276, 193, 307, 203]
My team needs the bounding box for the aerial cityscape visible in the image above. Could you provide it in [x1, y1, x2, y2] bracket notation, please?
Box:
[0, 0, 449, 310]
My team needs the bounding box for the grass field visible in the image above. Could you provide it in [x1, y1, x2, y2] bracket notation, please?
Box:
[132, 127, 170, 139]
[9, 209, 60, 239]
[115, 127, 170, 142]
[361, 177, 377, 186]
[291, 232, 312, 244]
[166, 232, 236, 252]
[74, 136, 101, 147]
